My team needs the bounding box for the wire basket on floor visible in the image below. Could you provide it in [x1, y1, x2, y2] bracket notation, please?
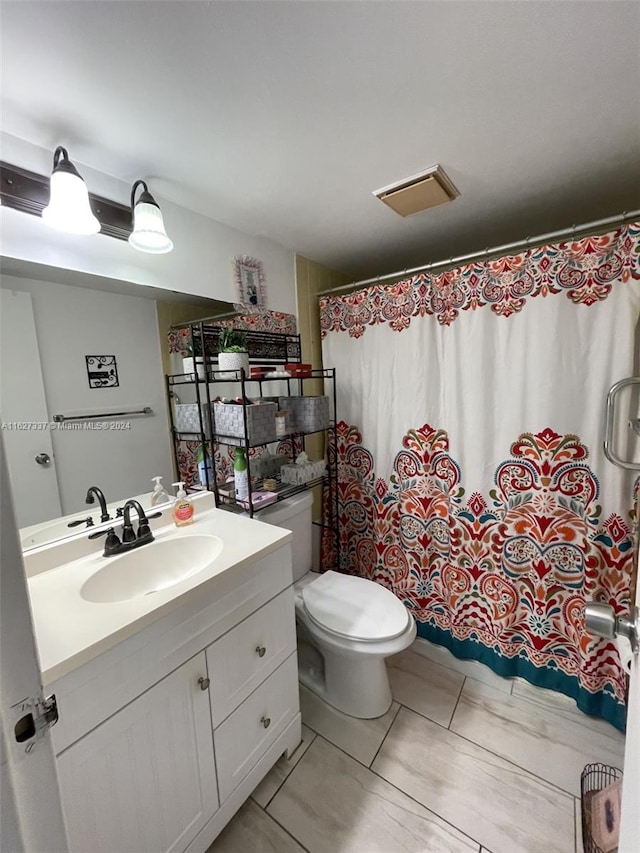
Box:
[581, 763, 623, 853]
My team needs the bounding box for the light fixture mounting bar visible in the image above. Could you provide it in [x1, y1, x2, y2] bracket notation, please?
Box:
[0, 161, 132, 241]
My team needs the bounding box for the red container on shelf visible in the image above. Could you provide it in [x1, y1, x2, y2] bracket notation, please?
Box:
[284, 363, 312, 377]
[250, 366, 269, 379]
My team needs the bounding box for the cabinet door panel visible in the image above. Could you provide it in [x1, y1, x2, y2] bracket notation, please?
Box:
[214, 652, 299, 803]
[206, 586, 296, 725]
[57, 653, 218, 853]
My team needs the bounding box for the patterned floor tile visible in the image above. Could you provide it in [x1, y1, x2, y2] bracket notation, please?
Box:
[574, 797, 583, 853]
[410, 638, 514, 694]
[268, 735, 479, 853]
[299, 683, 399, 766]
[450, 679, 625, 797]
[511, 678, 626, 740]
[207, 798, 305, 853]
[372, 707, 574, 853]
[388, 648, 465, 726]
[252, 724, 316, 808]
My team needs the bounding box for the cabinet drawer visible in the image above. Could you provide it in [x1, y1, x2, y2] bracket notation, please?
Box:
[206, 586, 296, 726]
[214, 652, 299, 803]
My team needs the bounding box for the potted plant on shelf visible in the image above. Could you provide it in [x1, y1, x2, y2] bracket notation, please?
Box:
[182, 339, 206, 380]
[217, 328, 249, 376]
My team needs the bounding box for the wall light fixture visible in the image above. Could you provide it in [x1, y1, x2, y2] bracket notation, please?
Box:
[1, 155, 175, 254]
[41, 146, 100, 235]
[128, 180, 173, 254]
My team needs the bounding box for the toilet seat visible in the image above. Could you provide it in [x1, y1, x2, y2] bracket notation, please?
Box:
[302, 570, 410, 642]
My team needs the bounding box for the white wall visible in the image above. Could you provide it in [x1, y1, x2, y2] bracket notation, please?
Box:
[1, 273, 174, 515]
[0, 132, 297, 315]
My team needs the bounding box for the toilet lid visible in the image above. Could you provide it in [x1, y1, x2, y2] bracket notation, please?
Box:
[302, 570, 410, 641]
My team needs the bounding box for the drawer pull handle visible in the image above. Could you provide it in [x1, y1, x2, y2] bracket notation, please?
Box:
[261, 715, 271, 729]
[256, 645, 267, 658]
[198, 676, 210, 691]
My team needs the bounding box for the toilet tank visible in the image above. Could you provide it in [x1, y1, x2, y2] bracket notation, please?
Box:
[259, 491, 314, 582]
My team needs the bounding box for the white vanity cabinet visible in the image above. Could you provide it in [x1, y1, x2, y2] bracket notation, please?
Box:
[56, 652, 217, 853]
[46, 542, 302, 853]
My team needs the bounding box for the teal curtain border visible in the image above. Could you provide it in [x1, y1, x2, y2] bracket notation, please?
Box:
[416, 622, 627, 733]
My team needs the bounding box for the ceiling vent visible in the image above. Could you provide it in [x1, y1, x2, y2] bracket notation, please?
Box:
[373, 165, 459, 217]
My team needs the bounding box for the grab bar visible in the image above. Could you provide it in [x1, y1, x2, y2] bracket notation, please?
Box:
[604, 377, 640, 471]
[52, 407, 153, 423]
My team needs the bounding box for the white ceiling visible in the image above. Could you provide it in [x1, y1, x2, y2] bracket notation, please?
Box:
[1, 1, 639, 280]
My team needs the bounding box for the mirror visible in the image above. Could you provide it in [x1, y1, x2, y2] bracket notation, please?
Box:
[0, 257, 293, 551]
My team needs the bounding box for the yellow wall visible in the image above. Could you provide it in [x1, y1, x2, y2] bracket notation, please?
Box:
[295, 256, 350, 373]
[295, 256, 350, 519]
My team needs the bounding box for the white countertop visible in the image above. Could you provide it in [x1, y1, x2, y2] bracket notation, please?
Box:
[28, 506, 291, 685]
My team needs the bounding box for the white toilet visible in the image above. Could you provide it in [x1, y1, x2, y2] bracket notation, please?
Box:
[260, 493, 416, 718]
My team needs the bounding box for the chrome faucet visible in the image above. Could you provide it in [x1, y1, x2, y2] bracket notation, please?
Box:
[88, 499, 161, 557]
[85, 486, 110, 523]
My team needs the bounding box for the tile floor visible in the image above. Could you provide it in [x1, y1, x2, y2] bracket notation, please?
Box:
[209, 638, 625, 853]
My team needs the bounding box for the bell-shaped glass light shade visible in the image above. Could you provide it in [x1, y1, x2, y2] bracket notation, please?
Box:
[42, 170, 100, 235]
[128, 201, 173, 254]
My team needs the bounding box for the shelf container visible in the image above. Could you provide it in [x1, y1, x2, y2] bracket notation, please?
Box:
[175, 402, 214, 436]
[279, 395, 330, 432]
[213, 402, 277, 445]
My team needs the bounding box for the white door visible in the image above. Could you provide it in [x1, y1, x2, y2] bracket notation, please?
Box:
[592, 375, 640, 851]
[56, 652, 218, 853]
[0, 288, 61, 526]
[0, 435, 69, 853]
[619, 578, 639, 852]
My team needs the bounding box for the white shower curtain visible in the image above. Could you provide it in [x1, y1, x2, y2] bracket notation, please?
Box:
[321, 223, 640, 729]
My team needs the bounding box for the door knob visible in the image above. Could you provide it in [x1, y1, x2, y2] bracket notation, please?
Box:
[198, 676, 210, 691]
[255, 645, 266, 658]
[585, 602, 639, 653]
[35, 453, 51, 465]
[260, 715, 271, 729]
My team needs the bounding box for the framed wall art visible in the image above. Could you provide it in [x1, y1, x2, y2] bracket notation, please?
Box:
[86, 355, 119, 388]
[234, 255, 267, 308]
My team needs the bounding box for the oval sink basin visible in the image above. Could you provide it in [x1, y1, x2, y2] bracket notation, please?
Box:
[81, 534, 224, 603]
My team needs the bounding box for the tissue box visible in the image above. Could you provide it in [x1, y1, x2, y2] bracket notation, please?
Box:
[278, 396, 330, 433]
[213, 402, 277, 446]
[280, 459, 327, 485]
[174, 403, 214, 436]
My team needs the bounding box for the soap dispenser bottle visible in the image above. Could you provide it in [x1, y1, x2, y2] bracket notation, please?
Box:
[150, 476, 171, 507]
[172, 482, 195, 526]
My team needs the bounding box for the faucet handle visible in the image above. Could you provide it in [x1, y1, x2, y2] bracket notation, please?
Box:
[88, 527, 122, 556]
[137, 511, 162, 540]
[88, 527, 108, 540]
[122, 522, 137, 544]
[68, 516, 94, 528]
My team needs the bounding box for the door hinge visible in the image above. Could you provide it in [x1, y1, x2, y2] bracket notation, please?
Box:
[13, 693, 59, 750]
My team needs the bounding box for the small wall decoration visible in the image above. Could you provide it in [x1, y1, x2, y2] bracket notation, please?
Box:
[234, 255, 267, 308]
[86, 355, 119, 388]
